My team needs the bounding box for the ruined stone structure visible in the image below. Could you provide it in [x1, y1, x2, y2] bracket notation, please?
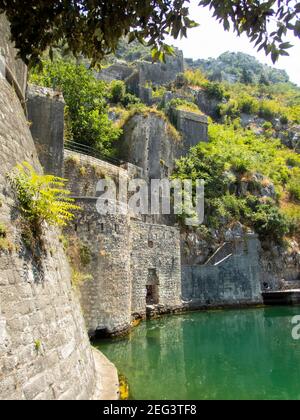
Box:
[119, 112, 180, 180]
[0, 14, 117, 401]
[170, 109, 209, 153]
[95, 62, 134, 84]
[98, 50, 185, 104]
[27, 85, 65, 176]
[182, 235, 263, 308]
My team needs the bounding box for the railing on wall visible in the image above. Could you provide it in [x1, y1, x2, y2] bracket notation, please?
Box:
[64, 140, 125, 167]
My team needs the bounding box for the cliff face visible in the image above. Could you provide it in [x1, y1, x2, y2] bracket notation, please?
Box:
[0, 15, 98, 401]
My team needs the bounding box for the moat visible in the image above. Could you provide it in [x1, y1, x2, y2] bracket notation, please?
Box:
[95, 307, 300, 400]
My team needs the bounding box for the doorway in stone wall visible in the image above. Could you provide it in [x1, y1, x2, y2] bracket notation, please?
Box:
[146, 269, 159, 305]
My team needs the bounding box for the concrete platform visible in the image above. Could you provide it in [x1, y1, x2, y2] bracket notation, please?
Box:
[92, 348, 120, 400]
[262, 290, 300, 306]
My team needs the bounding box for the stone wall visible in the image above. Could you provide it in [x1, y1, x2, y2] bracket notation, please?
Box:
[64, 150, 129, 198]
[63, 151, 183, 335]
[195, 90, 221, 119]
[130, 221, 182, 317]
[137, 51, 185, 87]
[182, 235, 263, 308]
[96, 63, 134, 83]
[0, 14, 27, 100]
[0, 17, 100, 400]
[66, 198, 132, 337]
[119, 112, 180, 180]
[260, 243, 300, 291]
[0, 76, 99, 399]
[27, 85, 65, 176]
[171, 109, 209, 154]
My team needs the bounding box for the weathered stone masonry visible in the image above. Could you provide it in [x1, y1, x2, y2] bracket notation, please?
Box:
[130, 221, 182, 318]
[182, 235, 263, 308]
[63, 157, 183, 335]
[66, 198, 132, 337]
[27, 85, 65, 176]
[0, 15, 115, 400]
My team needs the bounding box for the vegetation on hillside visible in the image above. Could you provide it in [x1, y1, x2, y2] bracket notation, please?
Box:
[174, 124, 300, 242]
[186, 52, 290, 85]
[30, 60, 124, 156]
[181, 67, 300, 125]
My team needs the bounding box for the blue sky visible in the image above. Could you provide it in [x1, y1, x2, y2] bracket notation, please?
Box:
[167, 2, 300, 86]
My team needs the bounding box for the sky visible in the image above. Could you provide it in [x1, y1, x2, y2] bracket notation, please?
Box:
[167, 1, 300, 86]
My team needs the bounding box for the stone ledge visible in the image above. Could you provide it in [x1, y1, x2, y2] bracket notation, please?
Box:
[27, 84, 65, 102]
[91, 348, 120, 401]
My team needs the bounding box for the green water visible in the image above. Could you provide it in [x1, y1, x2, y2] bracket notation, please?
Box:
[95, 307, 300, 400]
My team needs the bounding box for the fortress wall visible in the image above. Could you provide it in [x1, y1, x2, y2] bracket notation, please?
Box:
[130, 221, 182, 317]
[27, 85, 65, 176]
[119, 112, 180, 180]
[0, 14, 27, 99]
[182, 235, 263, 308]
[0, 15, 100, 400]
[64, 150, 129, 198]
[66, 198, 132, 337]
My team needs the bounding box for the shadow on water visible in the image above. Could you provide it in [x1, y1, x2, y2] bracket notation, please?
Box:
[94, 307, 300, 400]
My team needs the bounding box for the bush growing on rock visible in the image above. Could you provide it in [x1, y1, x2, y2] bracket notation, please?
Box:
[8, 162, 80, 252]
[174, 123, 300, 242]
[109, 80, 126, 104]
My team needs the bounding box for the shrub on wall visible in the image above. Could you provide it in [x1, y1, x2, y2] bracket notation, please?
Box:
[166, 98, 202, 115]
[109, 80, 126, 104]
[8, 162, 80, 251]
[183, 69, 209, 87]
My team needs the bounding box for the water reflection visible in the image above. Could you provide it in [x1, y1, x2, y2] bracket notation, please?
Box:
[96, 307, 300, 400]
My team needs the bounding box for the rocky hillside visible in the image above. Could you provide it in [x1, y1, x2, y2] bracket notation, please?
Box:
[186, 51, 290, 85]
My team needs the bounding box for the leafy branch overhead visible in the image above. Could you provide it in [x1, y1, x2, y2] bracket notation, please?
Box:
[200, 0, 300, 63]
[0, 1, 299, 65]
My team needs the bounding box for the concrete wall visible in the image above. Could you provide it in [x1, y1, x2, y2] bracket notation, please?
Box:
[130, 221, 182, 317]
[182, 235, 263, 308]
[27, 85, 65, 176]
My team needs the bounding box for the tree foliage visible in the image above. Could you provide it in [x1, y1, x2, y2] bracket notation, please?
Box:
[187, 51, 290, 84]
[174, 123, 300, 241]
[30, 59, 122, 155]
[0, 1, 299, 66]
